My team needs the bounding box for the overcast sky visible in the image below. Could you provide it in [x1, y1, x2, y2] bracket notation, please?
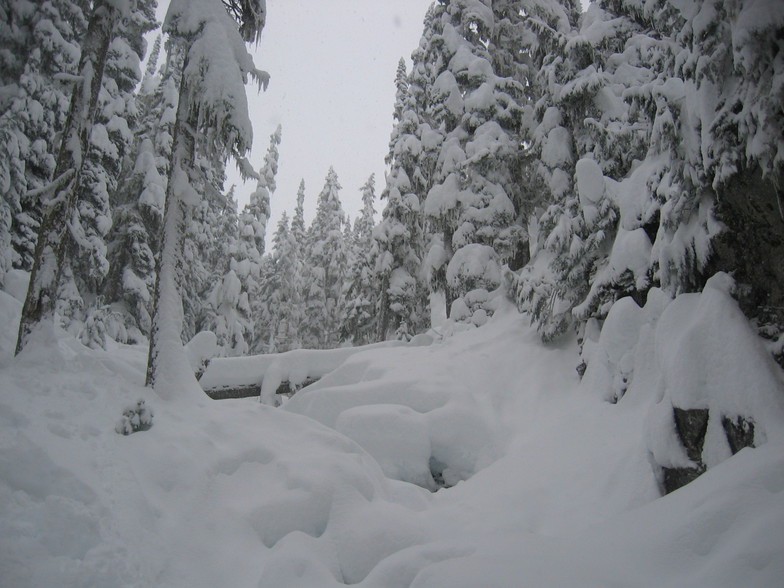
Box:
[227, 0, 434, 243]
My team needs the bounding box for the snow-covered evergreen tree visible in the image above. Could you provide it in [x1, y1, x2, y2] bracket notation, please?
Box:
[146, 0, 268, 391]
[103, 137, 164, 340]
[253, 179, 307, 352]
[374, 50, 437, 340]
[206, 267, 251, 356]
[256, 211, 303, 352]
[0, 0, 88, 278]
[104, 21, 181, 341]
[302, 167, 348, 349]
[242, 124, 281, 259]
[202, 185, 256, 356]
[421, 0, 529, 322]
[238, 124, 281, 345]
[281, 179, 308, 348]
[65, 0, 158, 339]
[342, 175, 379, 344]
[16, 0, 132, 354]
[506, 0, 627, 341]
[504, 0, 784, 352]
[139, 33, 162, 95]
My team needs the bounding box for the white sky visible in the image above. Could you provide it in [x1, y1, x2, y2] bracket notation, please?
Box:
[229, 0, 435, 242]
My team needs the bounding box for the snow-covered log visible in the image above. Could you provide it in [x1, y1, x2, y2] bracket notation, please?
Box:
[199, 341, 407, 404]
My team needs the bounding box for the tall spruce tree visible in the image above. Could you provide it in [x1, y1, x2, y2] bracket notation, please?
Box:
[374, 50, 436, 339]
[421, 0, 528, 321]
[343, 175, 379, 344]
[16, 0, 131, 354]
[103, 137, 164, 339]
[503, 0, 784, 354]
[257, 211, 302, 352]
[66, 0, 158, 342]
[146, 0, 268, 391]
[240, 124, 281, 343]
[103, 23, 180, 341]
[0, 0, 88, 279]
[303, 167, 348, 349]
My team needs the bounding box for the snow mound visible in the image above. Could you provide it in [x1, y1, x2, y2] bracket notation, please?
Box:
[336, 404, 435, 490]
[284, 337, 504, 490]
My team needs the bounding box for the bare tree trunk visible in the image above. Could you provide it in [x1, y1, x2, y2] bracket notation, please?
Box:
[376, 277, 390, 342]
[439, 230, 456, 319]
[16, 2, 121, 355]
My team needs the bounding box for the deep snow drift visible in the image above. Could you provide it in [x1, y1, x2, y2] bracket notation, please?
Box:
[1, 282, 783, 587]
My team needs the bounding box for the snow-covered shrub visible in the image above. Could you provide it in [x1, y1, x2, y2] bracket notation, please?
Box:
[115, 399, 154, 435]
[80, 305, 129, 349]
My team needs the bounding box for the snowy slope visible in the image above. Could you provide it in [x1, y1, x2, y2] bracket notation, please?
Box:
[1, 289, 783, 587]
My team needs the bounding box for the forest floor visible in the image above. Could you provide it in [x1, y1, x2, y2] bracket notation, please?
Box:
[1, 288, 783, 587]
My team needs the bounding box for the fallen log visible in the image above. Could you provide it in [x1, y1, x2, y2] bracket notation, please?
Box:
[197, 341, 408, 403]
[202, 377, 320, 400]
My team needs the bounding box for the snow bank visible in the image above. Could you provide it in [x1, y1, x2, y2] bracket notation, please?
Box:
[336, 404, 435, 490]
[2, 281, 783, 587]
[0, 320, 423, 587]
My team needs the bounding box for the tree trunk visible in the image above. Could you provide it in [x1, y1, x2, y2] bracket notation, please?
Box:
[16, 2, 121, 355]
[442, 230, 455, 318]
[145, 45, 199, 393]
[377, 277, 390, 341]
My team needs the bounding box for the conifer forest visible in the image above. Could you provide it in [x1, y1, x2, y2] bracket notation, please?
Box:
[1, 1, 783, 586]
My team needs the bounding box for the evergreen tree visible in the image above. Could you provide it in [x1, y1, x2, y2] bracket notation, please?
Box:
[139, 33, 162, 95]
[103, 137, 164, 339]
[240, 124, 282, 345]
[16, 0, 132, 354]
[204, 185, 258, 356]
[505, 0, 784, 349]
[104, 21, 179, 341]
[507, 0, 622, 340]
[291, 179, 307, 245]
[146, 0, 268, 391]
[253, 179, 307, 352]
[243, 124, 282, 258]
[374, 49, 437, 339]
[421, 0, 529, 321]
[66, 0, 158, 338]
[206, 267, 251, 356]
[302, 167, 348, 349]
[0, 0, 88, 278]
[257, 212, 302, 352]
[342, 175, 378, 344]
[281, 179, 308, 348]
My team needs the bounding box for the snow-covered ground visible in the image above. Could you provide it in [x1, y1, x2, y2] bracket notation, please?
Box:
[1, 284, 783, 587]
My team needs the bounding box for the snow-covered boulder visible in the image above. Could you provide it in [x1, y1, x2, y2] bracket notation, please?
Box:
[582, 272, 784, 493]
